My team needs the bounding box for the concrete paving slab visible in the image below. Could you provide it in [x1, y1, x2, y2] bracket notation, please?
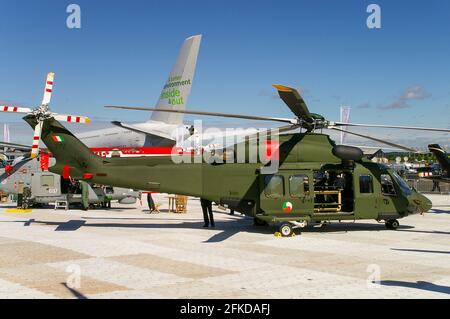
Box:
[0, 193, 448, 299]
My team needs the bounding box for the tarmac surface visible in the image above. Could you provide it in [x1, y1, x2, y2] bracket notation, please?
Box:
[0, 193, 449, 299]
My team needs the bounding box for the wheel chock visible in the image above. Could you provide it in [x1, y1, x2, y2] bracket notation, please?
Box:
[274, 231, 297, 238]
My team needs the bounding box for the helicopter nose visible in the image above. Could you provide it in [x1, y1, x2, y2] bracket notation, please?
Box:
[411, 193, 433, 214]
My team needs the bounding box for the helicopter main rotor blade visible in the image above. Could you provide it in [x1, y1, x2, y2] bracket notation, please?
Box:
[330, 127, 417, 153]
[272, 84, 311, 120]
[248, 124, 302, 136]
[277, 124, 302, 134]
[105, 105, 297, 125]
[331, 122, 450, 133]
[236, 124, 302, 146]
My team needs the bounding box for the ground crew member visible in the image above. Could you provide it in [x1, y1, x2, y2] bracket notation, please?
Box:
[16, 182, 24, 208]
[200, 198, 214, 228]
[432, 180, 441, 193]
[147, 192, 156, 213]
[80, 181, 90, 211]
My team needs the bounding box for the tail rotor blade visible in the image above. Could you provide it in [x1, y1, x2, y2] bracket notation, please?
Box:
[41, 72, 55, 106]
[0, 105, 33, 114]
[31, 121, 43, 158]
[53, 114, 91, 124]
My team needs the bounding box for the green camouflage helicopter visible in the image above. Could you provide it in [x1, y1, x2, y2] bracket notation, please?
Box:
[8, 76, 449, 236]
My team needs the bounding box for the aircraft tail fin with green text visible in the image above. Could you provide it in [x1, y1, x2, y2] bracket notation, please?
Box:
[150, 35, 202, 125]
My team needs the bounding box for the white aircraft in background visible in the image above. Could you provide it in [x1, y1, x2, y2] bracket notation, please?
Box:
[77, 35, 202, 148]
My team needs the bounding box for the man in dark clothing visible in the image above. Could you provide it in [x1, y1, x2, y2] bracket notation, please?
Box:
[200, 198, 214, 227]
[432, 180, 441, 193]
[147, 192, 156, 213]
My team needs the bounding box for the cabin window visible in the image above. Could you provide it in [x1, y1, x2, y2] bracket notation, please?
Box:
[289, 175, 309, 197]
[381, 174, 396, 196]
[40, 175, 55, 187]
[359, 175, 373, 193]
[264, 175, 284, 198]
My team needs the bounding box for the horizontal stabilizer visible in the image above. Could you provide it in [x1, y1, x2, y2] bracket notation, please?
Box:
[110, 121, 175, 143]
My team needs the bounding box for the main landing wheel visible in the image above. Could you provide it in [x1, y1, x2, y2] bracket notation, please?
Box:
[279, 223, 294, 237]
[385, 219, 400, 230]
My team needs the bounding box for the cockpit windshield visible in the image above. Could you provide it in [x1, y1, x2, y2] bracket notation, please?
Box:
[391, 171, 412, 196]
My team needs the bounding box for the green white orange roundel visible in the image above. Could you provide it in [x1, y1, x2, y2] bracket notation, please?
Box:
[51, 135, 64, 142]
[282, 201, 293, 213]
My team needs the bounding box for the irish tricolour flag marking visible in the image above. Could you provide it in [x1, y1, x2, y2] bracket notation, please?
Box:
[51, 135, 64, 142]
[282, 201, 293, 213]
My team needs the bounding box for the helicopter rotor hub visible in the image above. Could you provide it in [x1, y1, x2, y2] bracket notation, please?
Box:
[31, 104, 53, 121]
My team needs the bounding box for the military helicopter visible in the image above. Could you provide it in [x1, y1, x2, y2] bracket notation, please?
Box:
[425, 144, 450, 183]
[9, 74, 450, 236]
[0, 153, 139, 209]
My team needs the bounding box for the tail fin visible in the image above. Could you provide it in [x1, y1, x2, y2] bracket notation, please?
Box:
[150, 35, 202, 124]
[23, 115, 103, 178]
[428, 144, 450, 175]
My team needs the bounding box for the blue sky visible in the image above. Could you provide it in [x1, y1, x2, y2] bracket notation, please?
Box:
[0, 0, 449, 148]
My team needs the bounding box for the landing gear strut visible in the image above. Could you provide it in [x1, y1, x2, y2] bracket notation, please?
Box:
[385, 219, 400, 230]
[254, 218, 269, 226]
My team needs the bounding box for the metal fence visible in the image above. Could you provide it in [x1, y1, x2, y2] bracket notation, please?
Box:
[405, 178, 450, 194]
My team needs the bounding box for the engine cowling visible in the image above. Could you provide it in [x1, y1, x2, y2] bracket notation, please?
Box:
[332, 145, 363, 161]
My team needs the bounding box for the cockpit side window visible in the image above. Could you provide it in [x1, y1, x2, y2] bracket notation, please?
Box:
[391, 171, 412, 196]
[381, 174, 396, 196]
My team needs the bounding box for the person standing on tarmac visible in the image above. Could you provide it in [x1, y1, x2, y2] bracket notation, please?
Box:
[432, 180, 441, 193]
[80, 181, 90, 211]
[200, 198, 214, 228]
[147, 192, 156, 213]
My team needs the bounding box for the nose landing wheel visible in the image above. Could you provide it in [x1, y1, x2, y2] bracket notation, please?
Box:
[385, 219, 400, 230]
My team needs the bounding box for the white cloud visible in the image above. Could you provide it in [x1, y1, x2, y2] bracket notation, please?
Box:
[378, 86, 431, 110]
[400, 86, 430, 101]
